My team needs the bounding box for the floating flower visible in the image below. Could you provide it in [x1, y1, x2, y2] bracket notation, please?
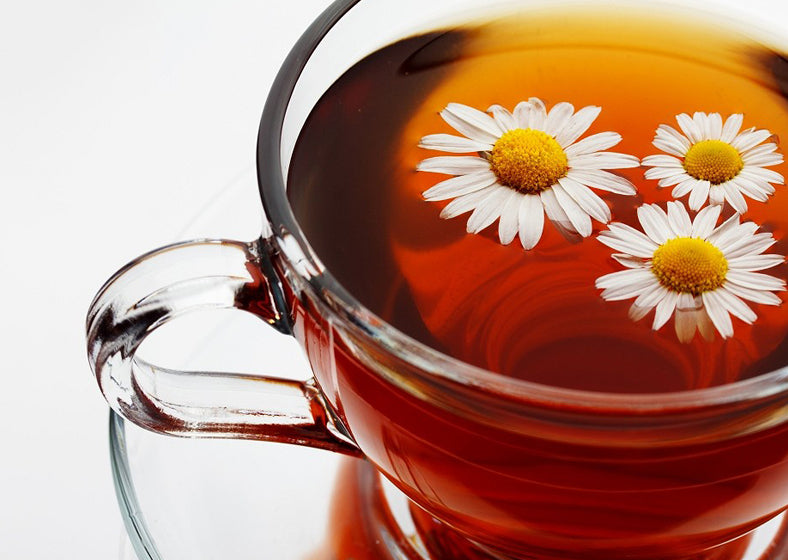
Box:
[596, 201, 785, 342]
[642, 112, 784, 213]
[417, 98, 639, 250]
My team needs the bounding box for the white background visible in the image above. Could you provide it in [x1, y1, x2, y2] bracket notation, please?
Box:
[0, 1, 332, 557]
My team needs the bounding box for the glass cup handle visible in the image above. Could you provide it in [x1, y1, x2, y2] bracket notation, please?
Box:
[86, 237, 361, 456]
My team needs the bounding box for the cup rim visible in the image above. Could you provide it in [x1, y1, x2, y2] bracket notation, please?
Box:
[256, 0, 788, 415]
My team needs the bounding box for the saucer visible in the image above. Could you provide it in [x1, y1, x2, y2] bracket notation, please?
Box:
[111, 412, 346, 559]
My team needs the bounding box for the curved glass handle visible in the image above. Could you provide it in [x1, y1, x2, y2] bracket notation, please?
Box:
[86, 238, 361, 456]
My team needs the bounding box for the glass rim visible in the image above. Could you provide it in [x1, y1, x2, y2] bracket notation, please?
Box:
[256, 0, 788, 415]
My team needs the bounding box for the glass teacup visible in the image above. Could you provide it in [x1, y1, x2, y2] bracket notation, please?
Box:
[87, 1, 788, 558]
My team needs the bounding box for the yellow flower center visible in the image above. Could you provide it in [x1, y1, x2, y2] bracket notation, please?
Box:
[682, 140, 744, 185]
[489, 129, 568, 193]
[651, 237, 728, 295]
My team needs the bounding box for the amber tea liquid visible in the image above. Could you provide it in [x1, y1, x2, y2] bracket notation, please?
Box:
[288, 6, 788, 559]
[288, 6, 788, 393]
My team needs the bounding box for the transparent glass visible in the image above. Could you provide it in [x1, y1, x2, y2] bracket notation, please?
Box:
[87, 1, 788, 559]
[109, 410, 788, 560]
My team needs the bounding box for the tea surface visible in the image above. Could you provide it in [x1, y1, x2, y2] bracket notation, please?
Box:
[288, 7, 788, 393]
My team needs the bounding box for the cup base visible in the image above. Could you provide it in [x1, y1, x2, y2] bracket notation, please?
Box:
[315, 459, 788, 560]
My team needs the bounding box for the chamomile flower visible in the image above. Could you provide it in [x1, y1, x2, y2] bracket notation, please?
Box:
[596, 201, 785, 342]
[417, 98, 639, 250]
[642, 112, 784, 213]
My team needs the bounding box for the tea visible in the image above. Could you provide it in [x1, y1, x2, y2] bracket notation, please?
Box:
[309, 459, 788, 560]
[287, 7, 788, 558]
[287, 6, 788, 394]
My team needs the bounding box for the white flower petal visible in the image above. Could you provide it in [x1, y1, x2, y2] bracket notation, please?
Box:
[743, 153, 784, 167]
[658, 172, 693, 188]
[674, 294, 703, 343]
[564, 132, 623, 157]
[677, 113, 703, 143]
[645, 167, 686, 180]
[653, 290, 679, 330]
[417, 156, 490, 175]
[746, 176, 777, 195]
[713, 223, 761, 254]
[558, 177, 610, 223]
[706, 213, 743, 246]
[515, 100, 546, 130]
[731, 177, 771, 202]
[419, 133, 493, 153]
[674, 307, 699, 343]
[441, 103, 501, 144]
[519, 194, 545, 250]
[440, 185, 498, 219]
[540, 187, 576, 235]
[694, 112, 713, 140]
[636, 284, 670, 310]
[487, 104, 517, 133]
[598, 224, 658, 258]
[709, 184, 725, 206]
[596, 267, 654, 289]
[527, 97, 548, 130]
[629, 284, 667, 321]
[697, 308, 716, 341]
[423, 170, 498, 201]
[702, 291, 734, 338]
[513, 101, 532, 129]
[727, 254, 785, 271]
[721, 181, 748, 214]
[691, 204, 722, 239]
[721, 114, 743, 143]
[723, 282, 783, 305]
[544, 102, 575, 137]
[731, 129, 772, 152]
[629, 303, 653, 322]
[637, 204, 672, 244]
[707, 113, 723, 140]
[642, 154, 684, 168]
[726, 270, 786, 292]
[653, 137, 688, 157]
[570, 152, 640, 170]
[466, 186, 511, 233]
[666, 201, 692, 237]
[497, 191, 521, 245]
[740, 167, 784, 185]
[597, 234, 656, 259]
[556, 105, 602, 148]
[607, 222, 662, 249]
[552, 183, 592, 237]
[724, 233, 776, 260]
[596, 269, 656, 299]
[676, 292, 700, 311]
[672, 178, 699, 199]
[612, 253, 648, 268]
[567, 169, 637, 195]
[656, 124, 692, 152]
[714, 288, 757, 323]
[740, 142, 778, 158]
[601, 281, 656, 302]
[688, 180, 711, 210]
